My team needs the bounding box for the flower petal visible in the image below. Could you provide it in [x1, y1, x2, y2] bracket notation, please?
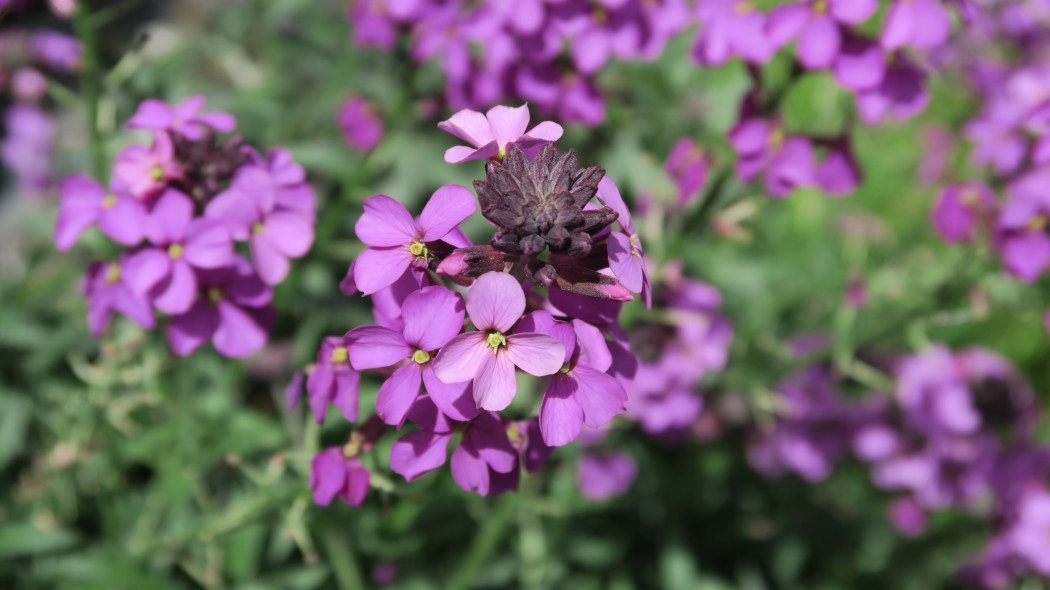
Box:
[607, 232, 644, 293]
[422, 365, 479, 422]
[352, 246, 414, 295]
[418, 185, 477, 242]
[145, 189, 193, 245]
[309, 447, 346, 506]
[505, 333, 565, 376]
[167, 300, 217, 357]
[345, 325, 411, 370]
[376, 363, 422, 428]
[466, 272, 526, 332]
[98, 196, 146, 246]
[389, 430, 451, 481]
[401, 286, 465, 351]
[355, 194, 419, 247]
[122, 247, 171, 298]
[472, 351, 518, 411]
[213, 300, 269, 358]
[572, 366, 628, 428]
[153, 259, 198, 314]
[539, 376, 585, 447]
[438, 108, 495, 148]
[182, 219, 233, 269]
[432, 331, 490, 384]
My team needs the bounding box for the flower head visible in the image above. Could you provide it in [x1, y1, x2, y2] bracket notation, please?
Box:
[126, 95, 236, 141]
[438, 103, 563, 163]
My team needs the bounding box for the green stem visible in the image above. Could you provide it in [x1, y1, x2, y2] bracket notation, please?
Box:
[323, 528, 367, 590]
[448, 494, 517, 590]
[72, 4, 106, 180]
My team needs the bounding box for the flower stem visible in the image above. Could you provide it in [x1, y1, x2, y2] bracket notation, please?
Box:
[72, 4, 106, 180]
[448, 494, 517, 590]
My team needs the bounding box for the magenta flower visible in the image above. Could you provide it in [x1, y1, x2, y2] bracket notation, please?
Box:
[664, 137, 710, 204]
[729, 118, 816, 197]
[352, 186, 476, 294]
[881, 0, 952, 51]
[126, 95, 236, 141]
[438, 104, 563, 163]
[166, 257, 273, 358]
[205, 166, 315, 285]
[576, 451, 638, 501]
[432, 272, 565, 411]
[347, 286, 476, 426]
[122, 189, 233, 314]
[766, 0, 878, 69]
[995, 187, 1050, 283]
[306, 336, 361, 424]
[816, 140, 861, 196]
[338, 96, 384, 153]
[931, 182, 997, 243]
[81, 258, 155, 337]
[310, 447, 370, 507]
[596, 177, 651, 307]
[54, 175, 146, 251]
[887, 496, 927, 537]
[854, 52, 930, 124]
[521, 312, 628, 446]
[692, 0, 775, 66]
[1011, 490, 1050, 575]
[111, 132, 182, 201]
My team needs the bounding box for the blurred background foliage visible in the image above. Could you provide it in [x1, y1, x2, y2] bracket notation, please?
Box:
[1, 0, 1048, 589]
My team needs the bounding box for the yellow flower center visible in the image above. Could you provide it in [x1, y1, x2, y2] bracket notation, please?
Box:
[593, 6, 608, 25]
[251, 222, 265, 235]
[629, 233, 641, 256]
[207, 286, 223, 303]
[407, 240, 428, 261]
[506, 422, 522, 443]
[101, 194, 117, 209]
[497, 144, 507, 161]
[412, 349, 431, 364]
[559, 362, 571, 374]
[149, 166, 164, 181]
[168, 243, 184, 259]
[1027, 217, 1046, 233]
[486, 331, 507, 353]
[769, 127, 785, 150]
[734, 1, 754, 15]
[812, 0, 828, 14]
[329, 346, 349, 364]
[104, 264, 121, 284]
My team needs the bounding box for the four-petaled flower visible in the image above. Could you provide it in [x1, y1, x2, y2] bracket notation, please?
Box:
[126, 95, 237, 141]
[596, 177, 652, 308]
[438, 104, 563, 163]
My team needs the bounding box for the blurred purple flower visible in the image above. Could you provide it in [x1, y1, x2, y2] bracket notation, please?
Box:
[111, 132, 182, 201]
[127, 95, 236, 141]
[81, 258, 155, 337]
[54, 175, 146, 251]
[310, 447, 370, 507]
[576, 451, 638, 500]
[692, 0, 774, 66]
[931, 182, 998, 243]
[338, 96, 384, 153]
[664, 137, 710, 205]
[766, 0, 879, 69]
[306, 336, 361, 424]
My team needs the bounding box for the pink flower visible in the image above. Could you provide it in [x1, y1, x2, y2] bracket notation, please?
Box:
[576, 451, 637, 500]
[111, 132, 182, 201]
[596, 177, 652, 307]
[438, 103, 563, 163]
[126, 95, 236, 141]
[81, 257, 155, 337]
[352, 186, 476, 294]
[338, 96, 384, 152]
[54, 175, 146, 251]
[346, 286, 477, 426]
[664, 138, 710, 204]
[310, 447, 370, 507]
[306, 336, 361, 424]
[432, 272, 565, 411]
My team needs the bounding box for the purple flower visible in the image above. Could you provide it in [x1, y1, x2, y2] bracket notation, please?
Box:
[692, 0, 775, 66]
[111, 132, 182, 201]
[896, 346, 981, 435]
[596, 177, 651, 307]
[931, 182, 998, 243]
[126, 96, 236, 141]
[306, 336, 361, 424]
[310, 447, 370, 507]
[1011, 489, 1050, 575]
[887, 496, 927, 537]
[816, 140, 861, 196]
[166, 257, 273, 358]
[729, 118, 817, 197]
[766, 0, 878, 69]
[881, 0, 953, 51]
[438, 104, 563, 163]
[518, 311, 628, 446]
[81, 258, 155, 337]
[432, 272, 565, 411]
[2, 105, 55, 196]
[54, 175, 146, 251]
[205, 166, 315, 285]
[347, 286, 476, 426]
[576, 451, 638, 501]
[122, 189, 233, 314]
[338, 96, 384, 153]
[664, 137, 710, 204]
[29, 31, 81, 70]
[854, 52, 930, 124]
[995, 176, 1050, 283]
[352, 186, 476, 294]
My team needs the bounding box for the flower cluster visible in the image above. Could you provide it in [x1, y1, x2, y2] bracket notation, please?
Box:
[55, 96, 316, 357]
[348, 0, 692, 125]
[750, 345, 1050, 587]
[0, 23, 81, 196]
[300, 104, 658, 504]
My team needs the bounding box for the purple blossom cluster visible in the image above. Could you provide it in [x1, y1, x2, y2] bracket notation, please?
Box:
[751, 345, 1050, 587]
[297, 104, 734, 505]
[54, 96, 316, 357]
[0, 26, 81, 196]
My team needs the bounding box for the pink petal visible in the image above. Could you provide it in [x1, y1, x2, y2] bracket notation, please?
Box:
[126, 99, 174, 130]
[352, 246, 414, 295]
[172, 95, 206, 120]
[145, 189, 193, 245]
[443, 143, 500, 163]
[261, 211, 314, 257]
[539, 376, 585, 447]
[418, 185, 477, 242]
[55, 175, 104, 251]
[910, 0, 951, 49]
[97, 196, 146, 246]
[205, 189, 258, 240]
[607, 232, 644, 293]
[153, 259, 198, 315]
[333, 370, 361, 422]
[472, 351, 518, 411]
[504, 333, 565, 377]
[338, 457, 370, 507]
[309, 447, 346, 506]
[194, 111, 236, 132]
[572, 28, 611, 74]
[377, 363, 422, 428]
[345, 325, 411, 370]
[466, 412, 518, 473]
[596, 177, 631, 229]
[880, 0, 912, 50]
[250, 236, 290, 286]
[401, 286, 465, 351]
[522, 120, 563, 143]
[797, 15, 840, 70]
[389, 430, 451, 481]
[121, 247, 171, 298]
[307, 367, 336, 423]
[182, 220, 233, 269]
[829, 0, 877, 24]
[438, 109, 495, 148]
[355, 194, 419, 247]
[571, 366, 628, 428]
[466, 272, 526, 332]
[213, 300, 269, 358]
[450, 442, 492, 496]
[485, 105, 532, 148]
[765, 3, 809, 47]
[422, 365, 479, 422]
[572, 319, 612, 372]
[432, 331, 490, 384]
[167, 300, 217, 356]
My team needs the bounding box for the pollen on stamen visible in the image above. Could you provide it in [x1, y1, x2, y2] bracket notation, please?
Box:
[412, 349, 431, 364]
[407, 240, 428, 260]
[168, 243, 184, 259]
[252, 222, 265, 235]
[101, 194, 117, 209]
[486, 331, 507, 352]
[330, 346, 349, 364]
[149, 166, 164, 181]
[207, 286, 223, 303]
[104, 263, 121, 284]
